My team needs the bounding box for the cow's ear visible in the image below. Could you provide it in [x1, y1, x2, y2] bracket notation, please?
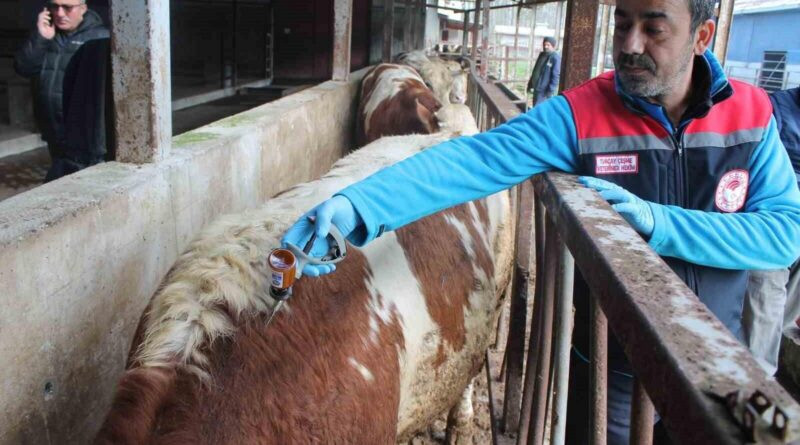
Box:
[417, 95, 443, 113]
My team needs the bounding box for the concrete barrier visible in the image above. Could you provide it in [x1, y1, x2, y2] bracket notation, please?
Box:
[0, 68, 367, 444]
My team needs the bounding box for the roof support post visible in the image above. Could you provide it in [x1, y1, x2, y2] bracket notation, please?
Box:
[109, 0, 172, 163]
[559, 0, 600, 91]
[471, 0, 481, 60]
[332, 0, 353, 81]
[480, 0, 491, 77]
[714, 0, 735, 65]
[383, 0, 394, 62]
[403, 0, 413, 51]
[461, 9, 470, 56]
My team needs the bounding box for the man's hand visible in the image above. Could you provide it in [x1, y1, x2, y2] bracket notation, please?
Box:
[579, 176, 655, 237]
[281, 196, 362, 277]
[38, 8, 55, 40]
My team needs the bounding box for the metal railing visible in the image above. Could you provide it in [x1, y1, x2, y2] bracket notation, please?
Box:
[464, 61, 800, 445]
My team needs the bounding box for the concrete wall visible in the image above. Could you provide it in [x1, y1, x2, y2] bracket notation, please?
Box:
[0, 68, 367, 445]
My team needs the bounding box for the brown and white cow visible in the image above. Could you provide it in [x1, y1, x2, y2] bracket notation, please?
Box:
[356, 63, 443, 148]
[395, 51, 469, 106]
[95, 125, 513, 444]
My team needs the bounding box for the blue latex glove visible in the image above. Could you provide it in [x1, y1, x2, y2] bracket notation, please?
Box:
[579, 176, 655, 237]
[281, 195, 362, 277]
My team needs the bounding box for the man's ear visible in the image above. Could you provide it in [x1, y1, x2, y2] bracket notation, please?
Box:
[694, 19, 716, 55]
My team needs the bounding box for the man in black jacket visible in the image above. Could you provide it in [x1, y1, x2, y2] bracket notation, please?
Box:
[526, 37, 561, 106]
[15, 0, 111, 182]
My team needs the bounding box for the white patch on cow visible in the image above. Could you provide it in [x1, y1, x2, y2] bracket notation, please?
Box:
[444, 213, 475, 258]
[361, 232, 440, 431]
[363, 65, 424, 136]
[348, 357, 375, 382]
[467, 201, 492, 256]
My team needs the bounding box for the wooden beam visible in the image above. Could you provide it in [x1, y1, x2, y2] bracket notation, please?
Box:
[714, 0, 735, 65]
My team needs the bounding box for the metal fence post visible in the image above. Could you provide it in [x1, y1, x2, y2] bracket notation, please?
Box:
[550, 244, 575, 445]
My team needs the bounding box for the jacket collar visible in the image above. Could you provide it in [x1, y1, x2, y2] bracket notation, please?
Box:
[614, 49, 733, 134]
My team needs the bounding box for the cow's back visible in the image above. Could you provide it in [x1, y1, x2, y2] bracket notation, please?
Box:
[96, 130, 512, 443]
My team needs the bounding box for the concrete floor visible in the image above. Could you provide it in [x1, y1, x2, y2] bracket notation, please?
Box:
[0, 84, 310, 201]
[0, 146, 49, 201]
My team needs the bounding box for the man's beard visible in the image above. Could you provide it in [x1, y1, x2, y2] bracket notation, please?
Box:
[615, 42, 694, 99]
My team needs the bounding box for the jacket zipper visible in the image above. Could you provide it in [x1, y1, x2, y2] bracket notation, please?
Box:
[671, 125, 699, 294]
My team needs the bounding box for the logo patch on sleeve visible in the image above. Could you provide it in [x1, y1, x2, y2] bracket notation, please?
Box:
[715, 169, 749, 213]
[595, 154, 639, 175]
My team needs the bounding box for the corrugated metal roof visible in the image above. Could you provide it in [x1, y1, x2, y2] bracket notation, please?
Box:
[734, 0, 800, 14]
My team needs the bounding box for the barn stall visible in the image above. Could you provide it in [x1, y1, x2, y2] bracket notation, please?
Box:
[1, 0, 799, 444]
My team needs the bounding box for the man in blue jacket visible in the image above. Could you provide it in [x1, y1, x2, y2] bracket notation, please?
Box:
[284, 0, 800, 442]
[527, 37, 561, 106]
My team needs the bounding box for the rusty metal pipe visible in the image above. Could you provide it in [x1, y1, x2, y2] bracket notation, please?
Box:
[503, 180, 535, 434]
[631, 378, 655, 445]
[550, 243, 574, 445]
[591, 293, 608, 445]
[517, 196, 547, 445]
[526, 216, 559, 445]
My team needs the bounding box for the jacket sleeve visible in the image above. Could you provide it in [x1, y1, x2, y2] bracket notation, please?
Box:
[14, 32, 49, 78]
[647, 116, 800, 269]
[337, 96, 580, 246]
[547, 53, 561, 95]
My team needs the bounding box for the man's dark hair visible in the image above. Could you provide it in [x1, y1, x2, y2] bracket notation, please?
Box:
[688, 0, 715, 32]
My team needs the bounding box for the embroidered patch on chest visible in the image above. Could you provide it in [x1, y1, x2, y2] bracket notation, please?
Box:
[715, 169, 749, 213]
[595, 154, 638, 175]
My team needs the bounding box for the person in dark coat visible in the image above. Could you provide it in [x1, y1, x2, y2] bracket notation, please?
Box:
[744, 86, 800, 375]
[15, 0, 111, 182]
[526, 37, 561, 106]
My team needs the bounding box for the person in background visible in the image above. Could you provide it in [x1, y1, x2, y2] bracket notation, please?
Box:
[744, 85, 800, 375]
[526, 36, 561, 106]
[15, 0, 111, 182]
[283, 0, 800, 443]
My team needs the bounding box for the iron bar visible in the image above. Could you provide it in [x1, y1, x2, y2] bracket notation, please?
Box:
[526, 215, 558, 445]
[502, 167, 535, 435]
[512, 3, 521, 85]
[591, 294, 608, 445]
[517, 197, 546, 445]
[382, 0, 394, 62]
[403, 0, 413, 51]
[550, 243, 575, 445]
[594, 4, 612, 76]
[462, 10, 470, 56]
[425, 1, 560, 13]
[481, 0, 491, 78]
[232, 0, 238, 87]
[559, 0, 600, 90]
[631, 378, 655, 445]
[532, 172, 800, 444]
[472, 0, 482, 60]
